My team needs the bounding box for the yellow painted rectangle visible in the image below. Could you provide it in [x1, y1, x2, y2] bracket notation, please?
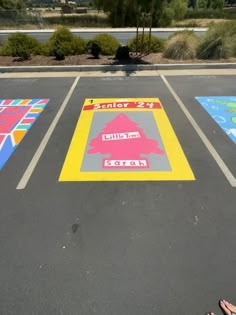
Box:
[59, 98, 195, 181]
[30, 108, 42, 113]
[19, 99, 31, 105]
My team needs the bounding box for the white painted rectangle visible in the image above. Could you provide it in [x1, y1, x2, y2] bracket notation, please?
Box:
[102, 132, 140, 141]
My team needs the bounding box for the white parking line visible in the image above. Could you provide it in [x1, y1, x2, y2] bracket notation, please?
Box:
[161, 74, 236, 188]
[16, 76, 80, 190]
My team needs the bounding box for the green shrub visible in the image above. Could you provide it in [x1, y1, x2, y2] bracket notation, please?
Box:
[44, 14, 109, 27]
[0, 41, 3, 55]
[197, 21, 236, 59]
[197, 36, 232, 59]
[39, 43, 51, 56]
[198, 0, 207, 9]
[71, 37, 87, 55]
[0, 10, 38, 28]
[46, 26, 73, 56]
[168, 30, 199, 40]
[212, 0, 224, 10]
[152, 0, 187, 26]
[209, 21, 236, 37]
[115, 46, 130, 60]
[185, 8, 236, 19]
[0, 32, 40, 60]
[159, 7, 174, 27]
[47, 26, 86, 57]
[174, 21, 200, 27]
[91, 34, 120, 55]
[232, 37, 236, 57]
[128, 34, 165, 54]
[87, 40, 101, 58]
[172, 0, 188, 20]
[185, 9, 222, 19]
[164, 33, 199, 60]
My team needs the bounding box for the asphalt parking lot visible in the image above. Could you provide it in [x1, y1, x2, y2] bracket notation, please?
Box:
[0, 72, 235, 315]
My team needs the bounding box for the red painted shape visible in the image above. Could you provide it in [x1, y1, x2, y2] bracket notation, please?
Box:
[87, 113, 164, 169]
[37, 99, 49, 104]
[21, 118, 34, 124]
[2, 100, 13, 106]
[0, 106, 30, 133]
[0, 134, 5, 145]
[83, 101, 162, 111]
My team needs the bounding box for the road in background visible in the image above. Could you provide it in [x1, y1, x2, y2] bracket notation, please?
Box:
[0, 28, 207, 43]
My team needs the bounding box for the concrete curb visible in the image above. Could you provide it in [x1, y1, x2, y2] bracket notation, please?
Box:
[1, 63, 236, 73]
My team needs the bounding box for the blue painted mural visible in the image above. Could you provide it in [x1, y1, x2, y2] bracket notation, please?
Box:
[196, 96, 236, 144]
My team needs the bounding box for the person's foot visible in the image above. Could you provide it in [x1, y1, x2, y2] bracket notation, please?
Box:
[220, 300, 236, 315]
[206, 300, 236, 315]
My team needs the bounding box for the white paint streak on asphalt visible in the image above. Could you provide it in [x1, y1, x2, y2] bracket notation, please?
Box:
[16, 76, 80, 190]
[161, 74, 236, 188]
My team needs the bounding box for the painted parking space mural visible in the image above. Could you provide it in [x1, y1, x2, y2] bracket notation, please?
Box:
[0, 98, 50, 169]
[196, 96, 236, 144]
[60, 98, 194, 181]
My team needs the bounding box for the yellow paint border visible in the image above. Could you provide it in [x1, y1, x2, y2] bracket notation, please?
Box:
[59, 98, 195, 181]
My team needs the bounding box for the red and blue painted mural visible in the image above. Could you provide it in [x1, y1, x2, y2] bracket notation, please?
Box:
[0, 99, 50, 169]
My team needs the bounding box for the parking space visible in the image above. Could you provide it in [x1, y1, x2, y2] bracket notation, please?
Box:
[0, 73, 235, 315]
[0, 77, 75, 188]
[166, 75, 236, 176]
